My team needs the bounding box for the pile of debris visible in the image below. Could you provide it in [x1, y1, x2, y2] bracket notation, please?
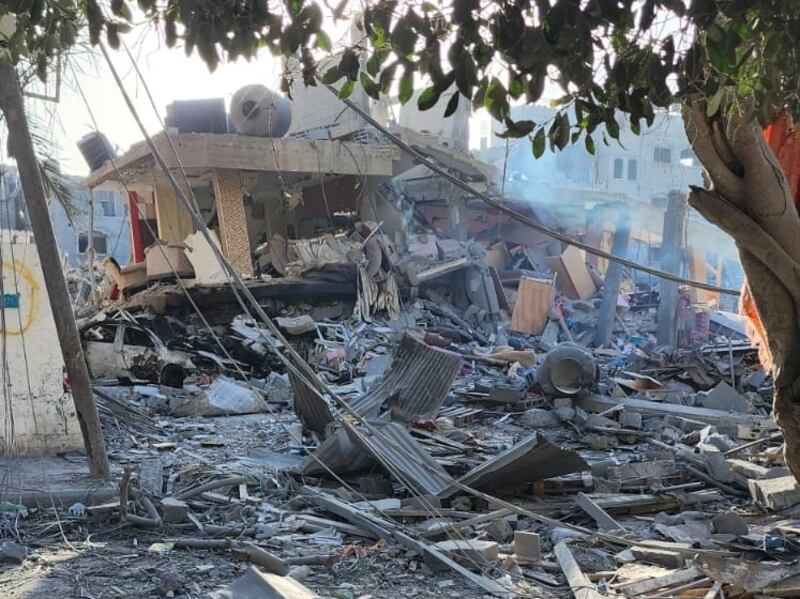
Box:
[11, 191, 797, 598]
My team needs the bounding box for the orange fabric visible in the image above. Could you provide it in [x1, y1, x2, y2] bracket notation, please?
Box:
[740, 110, 799, 369]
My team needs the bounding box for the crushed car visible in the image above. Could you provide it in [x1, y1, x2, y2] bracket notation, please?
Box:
[80, 320, 196, 387]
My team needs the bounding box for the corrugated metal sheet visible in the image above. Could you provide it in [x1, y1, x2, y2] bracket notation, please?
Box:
[290, 371, 334, 436]
[349, 335, 463, 421]
[300, 427, 373, 475]
[300, 422, 453, 496]
[347, 422, 453, 496]
[444, 434, 588, 496]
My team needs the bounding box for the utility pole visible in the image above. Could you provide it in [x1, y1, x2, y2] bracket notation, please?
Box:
[87, 189, 96, 301]
[0, 62, 109, 478]
[656, 190, 688, 347]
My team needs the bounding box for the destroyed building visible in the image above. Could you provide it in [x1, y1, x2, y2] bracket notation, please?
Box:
[1, 74, 797, 599]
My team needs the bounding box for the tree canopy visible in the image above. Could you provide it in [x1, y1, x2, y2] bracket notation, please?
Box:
[4, 1, 800, 154]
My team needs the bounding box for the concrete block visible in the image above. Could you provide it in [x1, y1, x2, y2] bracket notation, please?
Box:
[161, 497, 189, 523]
[749, 476, 800, 510]
[630, 546, 685, 568]
[620, 412, 642, 429]
[485, 518, 513, 543]
[554, 407, 576, 422]
[712, 511, 748, 535]
[513, 531, 541, 562]
[429, 539, 499, 570]
[519, 408, 561, 429]
[0, 541, 26, 564]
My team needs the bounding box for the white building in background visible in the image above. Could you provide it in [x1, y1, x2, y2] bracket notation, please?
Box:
[477, 104, 703, 207]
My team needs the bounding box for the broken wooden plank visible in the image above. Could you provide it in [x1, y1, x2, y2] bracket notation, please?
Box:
[614, 566, 702, 597]
[576, 493, 625, 531]
[420, 508, 513, 539]
[554, 541, 605, 599]
[578, 394, 774, 428]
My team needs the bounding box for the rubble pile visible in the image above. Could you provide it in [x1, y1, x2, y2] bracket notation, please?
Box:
[5, 222, 795, 599]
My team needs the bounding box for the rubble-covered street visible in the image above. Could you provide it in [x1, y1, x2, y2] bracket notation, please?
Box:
[4, 3, 800, 598]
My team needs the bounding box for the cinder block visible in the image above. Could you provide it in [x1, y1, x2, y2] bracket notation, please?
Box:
[513, 531, 541, 562]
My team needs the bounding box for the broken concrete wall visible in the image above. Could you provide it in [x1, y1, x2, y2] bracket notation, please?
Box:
[0, 233, 83, 454]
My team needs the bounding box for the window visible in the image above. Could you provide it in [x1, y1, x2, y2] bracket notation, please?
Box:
[82, 325, 117, 343]
[627, 159, 638, 181]
[78, 232, 108, 255]
[653, 146, 672, 164]
[123, 327, 154, 348]
[613, 158, 624, 179]
[97, 191, 117, 217]
[679, 147, 696, 166]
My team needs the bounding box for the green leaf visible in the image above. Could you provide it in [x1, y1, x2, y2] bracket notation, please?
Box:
[379, 62, 398, 93]
[555, 113, 570, 149]
[398, 68, 414, 104]
[322, 66, 343, 84]
[391, 17, 416, 56]
[315, 31, 332, 51]
[484, 78, 509, 121]
[499, 118, 535, 139]
[360, 73, 380, 99]
[443, 92, 459, 117]
[532, 128, 546, 158]
[706, 87, 724, 117]
[606, 116, 620, 140]
[418, 86, 440, 110]
[339, 79, 355, 100]
[455, 53, 477, 98]
[585, 134, 595, 155]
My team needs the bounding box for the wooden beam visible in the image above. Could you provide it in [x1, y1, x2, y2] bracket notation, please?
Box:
[554, 541, 606, 599]
[575, 492, 625, 531]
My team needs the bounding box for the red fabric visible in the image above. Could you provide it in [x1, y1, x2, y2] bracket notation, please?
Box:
[740, 110, 799, 370]
[764, 111, 800, 207]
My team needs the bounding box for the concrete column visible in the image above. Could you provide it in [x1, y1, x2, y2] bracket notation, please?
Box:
[656, 190, 688, 347]
[596, 209, 632, 347]
[212, 169, 253, 276]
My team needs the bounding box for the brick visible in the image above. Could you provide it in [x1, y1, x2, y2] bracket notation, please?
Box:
[428, 539, 499, 571]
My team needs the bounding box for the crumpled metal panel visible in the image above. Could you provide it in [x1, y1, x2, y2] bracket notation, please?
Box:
[301, 422, 453, 497]
[443, 433, 589, 496]
[289, 371, 334, 436]
[346, 422, 453, 496]
[349, 335, 463, 422]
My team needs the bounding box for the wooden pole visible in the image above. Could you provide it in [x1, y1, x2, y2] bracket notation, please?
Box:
[0, 62, 109, 477]
[596, 208, 631, 346]
[656, 190, 688, 347]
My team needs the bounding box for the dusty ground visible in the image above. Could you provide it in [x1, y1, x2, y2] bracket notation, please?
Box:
[0, 411, 553, 598]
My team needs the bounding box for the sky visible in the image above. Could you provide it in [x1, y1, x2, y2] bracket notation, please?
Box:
[29, 29, 286, 176]
[26, 23, 498, 178]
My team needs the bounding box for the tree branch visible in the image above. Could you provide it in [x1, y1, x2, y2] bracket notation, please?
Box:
[682, 102, 746, 204]
[688, 186, 800, 302]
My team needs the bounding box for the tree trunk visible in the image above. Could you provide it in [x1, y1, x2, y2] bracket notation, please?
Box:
[683, 103, 800, 481]
[0, 62, 110, 478]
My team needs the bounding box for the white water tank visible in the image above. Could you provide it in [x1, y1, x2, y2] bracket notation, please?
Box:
[229, 84, 292, 137]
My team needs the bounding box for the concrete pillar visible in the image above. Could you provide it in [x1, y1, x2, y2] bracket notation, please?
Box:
[596, 209, 632, 347]
[212, 169, 253, 276]
[656, 190, 688, 347]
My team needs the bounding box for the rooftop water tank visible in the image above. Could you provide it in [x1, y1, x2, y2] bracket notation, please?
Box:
[165, 98, 228, 134]
[229, 84, 292, 138]
[77, 132, 116, 171]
